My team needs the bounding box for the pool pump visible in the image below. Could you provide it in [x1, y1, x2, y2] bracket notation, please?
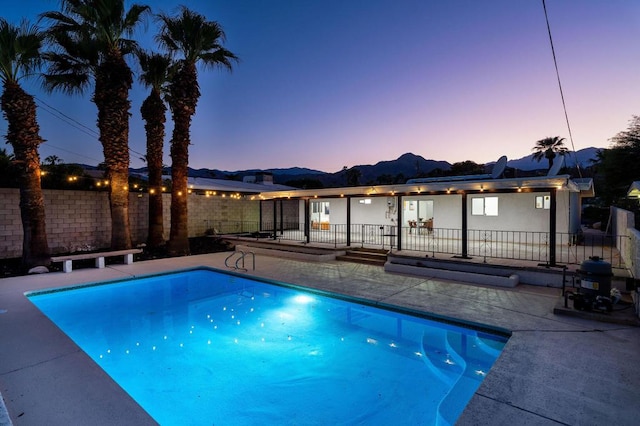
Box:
[565, 256, 614, 313]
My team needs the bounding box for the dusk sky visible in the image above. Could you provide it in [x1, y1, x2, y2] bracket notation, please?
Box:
[2, 0, 639, 173]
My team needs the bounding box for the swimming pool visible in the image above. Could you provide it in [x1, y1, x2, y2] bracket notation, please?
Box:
[27, 268, 508, 425]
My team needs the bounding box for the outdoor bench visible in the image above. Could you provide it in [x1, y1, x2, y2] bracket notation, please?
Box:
[51, 248, 143, 273]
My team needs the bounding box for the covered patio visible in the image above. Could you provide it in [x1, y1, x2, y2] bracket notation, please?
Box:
[249, 173, 601, 268]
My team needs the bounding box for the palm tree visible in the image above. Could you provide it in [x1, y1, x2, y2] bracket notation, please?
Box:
[136, 50, 172, 248]
[156, 6, 238, 256]
[532, 136, 569, 170]
[0, 18, 51, 270]
[40, 0, 150, 250]
[44, 154, 61, 166]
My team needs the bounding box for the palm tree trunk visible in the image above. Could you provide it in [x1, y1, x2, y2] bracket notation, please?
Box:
[167, 62, 199, 256]
[141, 90, 166, 248]
[1, 81, 51, 270]
[95, 50, 133, 250]
[168, 125, 190, 256]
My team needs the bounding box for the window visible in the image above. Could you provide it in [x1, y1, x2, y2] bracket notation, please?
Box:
[535, 195, 551, 210]
[311, 201, 330, 224]
[471, 198, 484, 215]
[471, 196, 499, 216]
[484, 197, 498, 216]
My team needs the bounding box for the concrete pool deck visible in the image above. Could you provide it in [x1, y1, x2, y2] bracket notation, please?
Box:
[1, 252, 639, 425]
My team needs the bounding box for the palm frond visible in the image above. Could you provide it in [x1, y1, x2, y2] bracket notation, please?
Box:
[123, 4, 151, 37]
[155, 6, 238, 68]
[0, 18, 44, 84]
[136, 49, 172, 90]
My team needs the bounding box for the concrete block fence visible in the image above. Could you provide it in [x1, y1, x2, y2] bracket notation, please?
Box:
[0, 188, 259, 259]
[611, 206, 639, 279]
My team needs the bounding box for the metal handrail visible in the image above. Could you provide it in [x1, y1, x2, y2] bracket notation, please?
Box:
[235, 250, 256, 271]
[224, 251, 239, 268]
[225, 250, 255, 271]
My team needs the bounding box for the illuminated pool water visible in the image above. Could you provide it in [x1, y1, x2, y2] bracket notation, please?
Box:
[27, 268, 508, 425]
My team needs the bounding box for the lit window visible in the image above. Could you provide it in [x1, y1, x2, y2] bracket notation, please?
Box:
[535, 195, 551, 209]
[471, 197, 499, 216]
[485, 197, 498, 216]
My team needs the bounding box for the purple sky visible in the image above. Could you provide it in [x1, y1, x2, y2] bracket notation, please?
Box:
[2, 0, 639, 173]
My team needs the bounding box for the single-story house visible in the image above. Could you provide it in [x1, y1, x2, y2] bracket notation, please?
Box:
[257, 159, 594, 266]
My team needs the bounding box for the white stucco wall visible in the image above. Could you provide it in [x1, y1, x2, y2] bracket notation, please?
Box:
[466, 191, 573, 233]
[552, 190, 572, 233]
[569, 192, 581, 233]
[351, 197, 397, 226]
[294, 190, 576, 234]
[468, 192, 546, 232]
[330, 198, 348, 223]
[430, 194, 463, 229]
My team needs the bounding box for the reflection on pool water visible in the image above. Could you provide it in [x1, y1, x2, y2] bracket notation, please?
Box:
[28, 268, 508, 425]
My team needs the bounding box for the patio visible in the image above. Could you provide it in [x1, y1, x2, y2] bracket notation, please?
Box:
[1, 252, 638, 425]
[221, 221, 626, 269]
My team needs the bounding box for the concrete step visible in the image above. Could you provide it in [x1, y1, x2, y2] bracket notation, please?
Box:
[336, 248, 388, 266]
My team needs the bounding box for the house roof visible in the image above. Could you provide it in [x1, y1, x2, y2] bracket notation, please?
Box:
[257, 175, 594, 200]
[186, 177, 296, 194]
[572, 178, 595, 197]
[627, 181, 640, 198]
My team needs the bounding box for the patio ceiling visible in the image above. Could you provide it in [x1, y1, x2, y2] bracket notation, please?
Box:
[258, 175, 586, 200]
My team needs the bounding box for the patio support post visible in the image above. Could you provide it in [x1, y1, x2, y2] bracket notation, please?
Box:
[454, 191, 472, 259]
[279, 199, 284, 236]
[549, 187, 557, 266]
[273, 199, 277, 240]
[397, 195, 403, 251]
[304, 199, 310, 243]
[346, 196, 352, 246]
[461, 192, 470, 258]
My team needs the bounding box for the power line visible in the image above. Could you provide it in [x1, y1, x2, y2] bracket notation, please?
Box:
[2, 105, 104, 164]
[35, 96, 99, 137]
[33, 96, 149, 163]
[41, 143, 104, 164]
[542, 0, 582, 177]
[36, 99, 99, 140]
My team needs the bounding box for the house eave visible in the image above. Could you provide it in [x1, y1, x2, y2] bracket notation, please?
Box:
[258, 175, 582, 200]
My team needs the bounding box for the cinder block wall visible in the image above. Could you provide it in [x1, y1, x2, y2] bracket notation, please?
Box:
[0, 191, 23, 258]
[260, 199, 301, 229]
[187, 195, 260, 237]
[0, 188, 259, 259]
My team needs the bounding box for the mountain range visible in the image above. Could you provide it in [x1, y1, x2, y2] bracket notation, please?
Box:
[141, 146, 599, 187]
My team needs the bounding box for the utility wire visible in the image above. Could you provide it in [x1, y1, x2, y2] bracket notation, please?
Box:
[36, 100, 99, 140]
[42, 142, 104, 164]
[33, 96, 149, 162]
[36, 96, 99, 137]
[1, 106, 102, 162]
[542, 0, 582, 178]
